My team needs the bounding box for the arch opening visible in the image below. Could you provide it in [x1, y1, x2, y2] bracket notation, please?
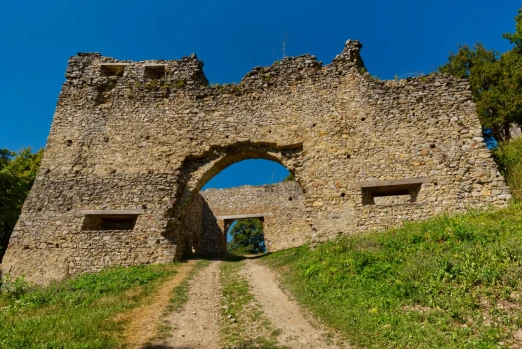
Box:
[168, 143, 308, 258]
[225, 217, 266, 255]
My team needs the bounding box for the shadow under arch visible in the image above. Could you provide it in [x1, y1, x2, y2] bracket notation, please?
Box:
[164, 141, 305, 257]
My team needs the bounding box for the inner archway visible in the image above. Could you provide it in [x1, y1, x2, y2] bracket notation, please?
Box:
[225, 217, 266, 255]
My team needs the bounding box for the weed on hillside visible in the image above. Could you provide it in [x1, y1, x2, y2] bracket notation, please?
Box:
[0, 264, 176, 348]
[263, 204, 522, 348]
[493, 137, 522, 202]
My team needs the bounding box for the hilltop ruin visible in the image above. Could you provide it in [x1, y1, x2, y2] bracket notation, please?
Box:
[1, 40, 511, 283]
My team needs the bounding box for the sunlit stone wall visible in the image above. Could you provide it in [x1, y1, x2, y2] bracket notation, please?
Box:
[1, 40, 511, 284]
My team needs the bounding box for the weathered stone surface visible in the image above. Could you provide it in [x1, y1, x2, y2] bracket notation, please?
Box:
[0, 40, 511, 284]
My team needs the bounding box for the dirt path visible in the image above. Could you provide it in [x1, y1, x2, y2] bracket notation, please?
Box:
[120, 261, 197, 348]
[153, 260, 221, 349]
[126, 259, 345, 348]
[242, 258, 345, 349]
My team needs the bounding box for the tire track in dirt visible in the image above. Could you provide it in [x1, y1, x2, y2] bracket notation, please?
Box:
[118, 261, 197, 349]
[151, 260, 221, 349]
[242, 258, 347, 349]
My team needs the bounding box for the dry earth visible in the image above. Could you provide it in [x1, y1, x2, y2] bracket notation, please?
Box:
[242, 258, 345, 348]
[150, 260, 222, 349]
[127, 259, 346, 348]
[119, 261, 197, 348]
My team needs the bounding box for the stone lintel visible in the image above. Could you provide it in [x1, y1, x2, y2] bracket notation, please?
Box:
[99, 63, 131, 67]
[215, 213, 274, 220]
[359, 177, 429, 188]
[80, 210, 145, 215]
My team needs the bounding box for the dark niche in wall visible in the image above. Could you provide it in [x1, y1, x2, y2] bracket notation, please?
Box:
[100, 63, 129, 77]
[360, 177, 429, 206]
[143, 64, 167, 79]
[81, 210, 143, 231]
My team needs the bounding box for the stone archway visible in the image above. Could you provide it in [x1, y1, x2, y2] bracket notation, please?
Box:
[166, 142, 306, 257]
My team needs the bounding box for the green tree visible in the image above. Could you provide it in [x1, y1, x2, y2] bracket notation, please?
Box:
[439, 7, 522, 141]
[503, 7, 522, 51]
[227, 218, 266, 254]
[0, 148, 43, 262]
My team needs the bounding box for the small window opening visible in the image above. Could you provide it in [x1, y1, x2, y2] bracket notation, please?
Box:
[144, 65, 167, 79]
[101, 216, 137, 230]
[82, 213, 139, 230]
[100, 64, 129, 77]
[360, 178, 428, 206]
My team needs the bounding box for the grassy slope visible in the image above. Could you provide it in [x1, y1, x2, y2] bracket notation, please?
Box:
[262, 136, 522, 348]
[263, 205, 522, 348]
[0, 264, 176, 349]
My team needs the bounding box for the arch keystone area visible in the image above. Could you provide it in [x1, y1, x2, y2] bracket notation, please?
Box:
[1, 40, 512, 284]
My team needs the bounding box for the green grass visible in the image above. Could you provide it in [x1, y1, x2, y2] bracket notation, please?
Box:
[0, 264, 176, 349]
[262, 204, 522, 348]
[219, 260, 286, 349]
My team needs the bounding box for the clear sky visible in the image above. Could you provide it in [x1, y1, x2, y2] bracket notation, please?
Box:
[1, 0, 520, 188]
[203, 159, 289, 189]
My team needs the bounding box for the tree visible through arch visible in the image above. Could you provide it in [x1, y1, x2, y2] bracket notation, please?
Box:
[227, 218, 266, 254]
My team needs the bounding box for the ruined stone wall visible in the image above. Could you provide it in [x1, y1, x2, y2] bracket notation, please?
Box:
[199, 182, 309, 253]
[181, 192, 204, 255]
[1, 40, 512, 284]
[200, 200, 226, 256]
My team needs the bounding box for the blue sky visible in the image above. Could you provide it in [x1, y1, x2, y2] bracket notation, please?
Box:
[1, 0, 520, 188]
[203, 159, 289, 189]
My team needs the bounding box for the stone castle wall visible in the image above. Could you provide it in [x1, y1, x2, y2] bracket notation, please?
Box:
[1, 40, 512, 284]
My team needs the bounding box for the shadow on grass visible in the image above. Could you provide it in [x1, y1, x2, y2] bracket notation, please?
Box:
[139, 341, 278, 349]
[139, 345, 191, 349]
[184, 253, 270, 263]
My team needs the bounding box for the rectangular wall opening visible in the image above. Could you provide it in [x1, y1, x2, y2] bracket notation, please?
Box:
[224, 216, 266, 255]
[100, 63, 130, 77]
[360, 177, 429, 206]
[82, 214, 138, 230]
[144, 65, 167, 79]
[81, 210, 144, 231]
